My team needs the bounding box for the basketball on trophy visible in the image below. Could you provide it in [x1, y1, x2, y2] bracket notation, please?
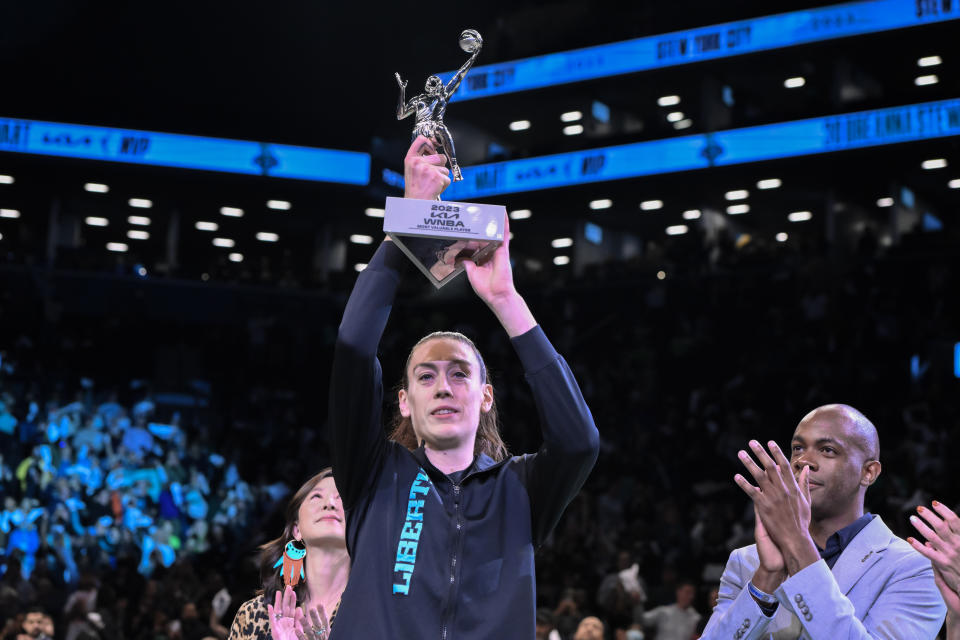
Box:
[459, 29, 482, 53]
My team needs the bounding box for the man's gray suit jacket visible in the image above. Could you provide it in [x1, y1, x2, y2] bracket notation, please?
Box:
[701, 516, 946, 639]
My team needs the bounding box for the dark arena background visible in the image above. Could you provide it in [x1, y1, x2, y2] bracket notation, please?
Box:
[1, 1, 959, 638]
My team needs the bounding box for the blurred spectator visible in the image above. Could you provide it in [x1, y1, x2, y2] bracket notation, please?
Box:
[0, 225, 956, 637]
[572, 616, 604, 640]
[641, 580, 700, 640]
[13, 606, 52, 640]
[536, 608, 561, 640]
[597, 550, 647, 630]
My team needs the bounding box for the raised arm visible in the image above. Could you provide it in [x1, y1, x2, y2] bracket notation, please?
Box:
[462, 216, 535, 338]
[463, 218, 599, 545]
[443, 47, 481, 98]
[395, 72, 416, 120]
[328, 240, 404, 510]
[329, 137, 451, 509]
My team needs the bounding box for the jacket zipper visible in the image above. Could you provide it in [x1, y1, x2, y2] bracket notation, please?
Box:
[441, 482, 463, 640]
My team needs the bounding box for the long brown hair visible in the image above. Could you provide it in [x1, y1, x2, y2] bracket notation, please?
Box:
[257, 468, 333, 603]
[388, 331, 508, 462]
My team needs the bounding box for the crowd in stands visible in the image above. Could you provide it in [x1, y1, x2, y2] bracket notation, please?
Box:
[0, 227, 957, 639]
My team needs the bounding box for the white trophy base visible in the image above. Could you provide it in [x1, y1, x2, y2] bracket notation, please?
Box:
[383, 196, 506, 288]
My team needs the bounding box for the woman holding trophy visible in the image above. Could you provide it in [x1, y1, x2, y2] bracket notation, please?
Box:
[326, 130, 599, 638]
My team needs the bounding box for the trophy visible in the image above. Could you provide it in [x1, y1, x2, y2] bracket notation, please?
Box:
[385, 29, 507, 288]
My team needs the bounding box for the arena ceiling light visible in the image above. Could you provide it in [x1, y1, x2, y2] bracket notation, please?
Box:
[666, 225, 688, 235]
[589, 199, 612, 210]
[229, 253, 244, 263]
[682, 209, 701, 220]
[757, 178, 782, 190]
[725, 189, 749, 200]
[354, 263, 367, 272]
[727, 204, 750, 215]
[784, 76, 806, 88]
[673, 119, 693, 130]
[256, 232, 279, 242]
[0, 209, 20, 219]
[563, 124, 584, 136]
[657, 95, 680, 107]
[350, 234, 374, 245]
[656, 270, 666, 280]
[917, 55, 942, 67]
[84, 183, 109, 193]
[127, 216, 151, 226]
[106, 242, 128, 252]
[876, 197, 894, 207]
[267, 200, 291, 211]
[788, 210, 813, 222]
[85, 216, 109, 227]
[915, 74, 939, 86]
[213, 237, 235, 248]
[640, 200, 663, 211]
[922, 158, 947, 170]
[509, 120, 531, 131]
[220, 206, 244, 217]
[0, 175, 15, 185]
[195, 221, 218, 231]
[553, 256, 570, 266]
[509, 209, 532, 220]
[128, 198, 152, 208]
[365, 207, 385, 218]
[127, 230, 150, 240]
[666, 111, 685, 123]
[551, 237, 573, 248]
[949, 179, 960, 189]
[776, 232, 788, 242]
[560, 111, 582, 122]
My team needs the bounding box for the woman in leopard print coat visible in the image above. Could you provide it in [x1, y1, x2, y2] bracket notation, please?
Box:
[229, 469, 349, 640]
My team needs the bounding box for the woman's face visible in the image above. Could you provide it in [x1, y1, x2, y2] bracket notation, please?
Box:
[294, 476, 345, 547]
[398, 337, 492, 453]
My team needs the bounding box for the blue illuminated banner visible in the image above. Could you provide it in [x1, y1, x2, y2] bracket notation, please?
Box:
[439, 0, 960, 101]
[0, 118, 370, 185]
[443, 98, 960, 199]
[955, 343, 960, 378]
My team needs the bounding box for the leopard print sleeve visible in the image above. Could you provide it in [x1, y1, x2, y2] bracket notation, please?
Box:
[228, 596, 271, 640]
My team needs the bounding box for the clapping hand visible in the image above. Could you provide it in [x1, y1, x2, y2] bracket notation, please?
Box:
[735, 440, 819, 575]
[267, 586, 332, 640]
[909, 501, 960, 616]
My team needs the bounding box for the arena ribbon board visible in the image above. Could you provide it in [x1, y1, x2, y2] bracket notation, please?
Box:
[440, 98, 960, 199]
[438, 0, 960, 101]
[0, 118, 371, 185]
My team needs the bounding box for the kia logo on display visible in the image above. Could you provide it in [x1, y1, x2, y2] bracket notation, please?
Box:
[42, 133, 93, 148]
